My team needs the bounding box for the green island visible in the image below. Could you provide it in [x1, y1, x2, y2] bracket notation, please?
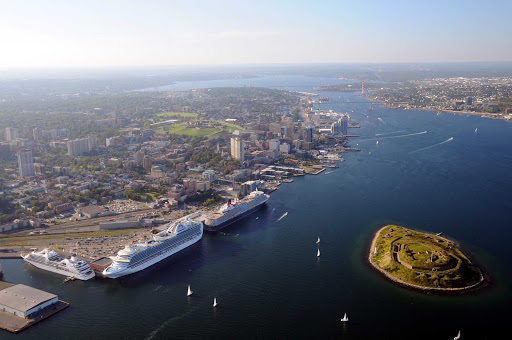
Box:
[369, 225, 484, 292]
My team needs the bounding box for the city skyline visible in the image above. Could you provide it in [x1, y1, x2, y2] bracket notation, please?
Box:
[1, 0, 511, 69]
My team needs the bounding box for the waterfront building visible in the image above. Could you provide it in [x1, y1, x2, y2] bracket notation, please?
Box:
[231, 137, 245, 161]
[5, 127, 18, 142]
[17, 149, 34, 177]
[0, 284, 58, 319]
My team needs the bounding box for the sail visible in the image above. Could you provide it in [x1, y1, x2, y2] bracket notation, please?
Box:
[317, 249, 320, 257]
[213, 298, 217, 307]
[187, 284, 193, 296]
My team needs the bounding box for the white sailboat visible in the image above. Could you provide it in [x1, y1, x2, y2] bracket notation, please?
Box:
[316, 237, 320, 244]
[475, 128, 478, 134]
[453, 330, 460, 340]
[376, 141, 379, 146]
[213, 297, 218, 307]
[341, 313, 348, 322]
[317, 248, 320, 257]
[187, 284, 193, 296]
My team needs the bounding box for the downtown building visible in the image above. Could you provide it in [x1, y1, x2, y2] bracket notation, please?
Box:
[230, 137, 245, 161]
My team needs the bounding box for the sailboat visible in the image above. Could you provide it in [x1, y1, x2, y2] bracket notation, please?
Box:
[453, 330, 460, 340]
[341, 313, 348, 322]
[317, 248, 320, 257]
[475, 128, 478, 134]
[187, 284, 193, 296]
[213, 297, 218, 307]
[376, 141, 379, 146]
[316, 237, 320, 244]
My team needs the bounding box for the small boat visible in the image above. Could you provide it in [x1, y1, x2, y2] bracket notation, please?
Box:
[317, 249, 320, 257]
[316, 237, 320, 244]
[376, 141, 379, 146]
[453, 330, 460, 340]
[341, 313, 348, 322]
[213, 297, 218, 307]
[475, 128, 478, 134]
[277, 212, 288, 222]
[255, 217, 259, 220]
[187, 284, 193, 296]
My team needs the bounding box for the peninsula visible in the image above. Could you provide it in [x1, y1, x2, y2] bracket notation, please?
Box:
[369, 225, 484, 292]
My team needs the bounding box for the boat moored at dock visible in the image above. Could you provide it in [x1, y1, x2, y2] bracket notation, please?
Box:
[21, 249, 95, 280]
[203, 190, 269, 232]
[102, 218, 203, 279]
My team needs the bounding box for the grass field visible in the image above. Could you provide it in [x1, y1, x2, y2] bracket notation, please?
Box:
[164, 122, 240, 137]
[0, 229, 146, 247]
[156, 112, 198, 118]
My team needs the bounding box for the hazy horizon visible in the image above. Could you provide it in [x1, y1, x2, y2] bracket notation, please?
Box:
[2, 0, 512, 69]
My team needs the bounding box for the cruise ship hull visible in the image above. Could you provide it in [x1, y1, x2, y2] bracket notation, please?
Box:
[103, 233, 202, 279]
[23, 258, 95, 280]
[204, 200, 267, 232]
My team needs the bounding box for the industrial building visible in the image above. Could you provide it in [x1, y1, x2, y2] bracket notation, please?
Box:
[0, 284, 58, 319]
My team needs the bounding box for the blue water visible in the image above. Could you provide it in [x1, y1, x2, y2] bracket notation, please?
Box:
[2, 76, 511, 339]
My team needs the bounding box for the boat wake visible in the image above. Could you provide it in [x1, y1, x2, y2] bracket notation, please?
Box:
[409, 137, 454, 154]
[359, 131, 427, 142]
[375, 130, 405, 136]
[277, 212, 288, 222]
[324, 171, 335, 175]
[377, 117, 386, 124]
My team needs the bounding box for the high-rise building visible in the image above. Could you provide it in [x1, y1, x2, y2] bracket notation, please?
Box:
[5, 127, 18, 142]
[230, 137, 245, 161]
[33, 127, 41, 141]
[17, 149, 34, 177]
[67, 138, 89, 156]
[143, 156, 153, 171]
[269, 139, 280, 151]
[88, 135, 98, 151]
[341, 116, 349, 135]
[134, 151, 144, 166]
[305, 126, 314, 143]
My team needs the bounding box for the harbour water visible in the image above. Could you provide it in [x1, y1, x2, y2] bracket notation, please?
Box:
[2, 76, 512, 339]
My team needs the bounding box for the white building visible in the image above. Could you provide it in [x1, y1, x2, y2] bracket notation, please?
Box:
[202, 170, 217, 181]
[0, 284, 58, 319]
[67, 138, 89, 156]
[5, 127, 18, 142]
[279, 142, 291, 154]
[230, 137, 245, 161]
[88, 134, 98, 151]
[17, 149, 34, 177]
[269, 139, 280, 151]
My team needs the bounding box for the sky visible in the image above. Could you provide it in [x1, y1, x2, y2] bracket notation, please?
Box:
[1, 0, 511, 69]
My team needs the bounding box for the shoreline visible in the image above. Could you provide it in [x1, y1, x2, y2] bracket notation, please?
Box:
[367, 225, 486, 294]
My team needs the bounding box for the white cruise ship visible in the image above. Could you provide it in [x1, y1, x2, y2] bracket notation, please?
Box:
[204, 190, 269, 231]
[21, 249, 95, 280]
[103, 218, 203, 279]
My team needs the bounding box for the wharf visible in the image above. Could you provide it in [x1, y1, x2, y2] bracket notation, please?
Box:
[0, 281, 69, 334]
[0, 300, 69, 334]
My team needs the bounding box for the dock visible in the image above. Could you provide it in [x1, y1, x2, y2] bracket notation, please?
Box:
[0, 281, 69, 334]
